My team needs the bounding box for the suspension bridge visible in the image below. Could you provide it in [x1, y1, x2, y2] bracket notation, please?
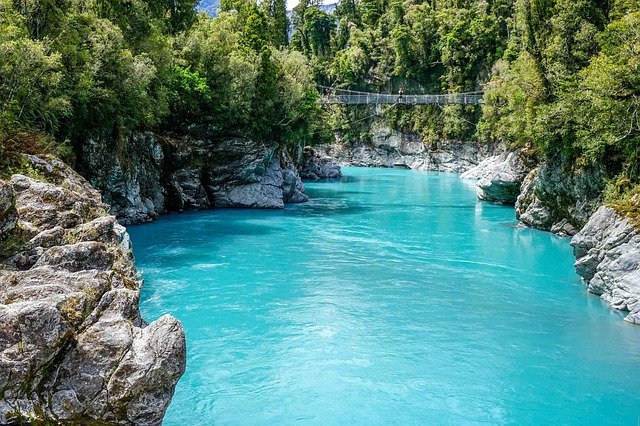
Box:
[318, 85, 484, 105]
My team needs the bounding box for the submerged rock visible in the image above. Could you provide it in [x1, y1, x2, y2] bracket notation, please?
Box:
[571, 206, 640, 324]
[461, 150, 531, 204]
[299, 147, 342, 180]
[0, 155, 186, 424]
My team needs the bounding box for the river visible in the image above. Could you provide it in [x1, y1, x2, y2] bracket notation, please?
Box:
[129, 167, 640, 424]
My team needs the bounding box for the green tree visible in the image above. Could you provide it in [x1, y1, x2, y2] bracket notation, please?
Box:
[575, 11, 640, 178]
[265, 0, 288, 47]
[0, 0, 68, 134]
[53, 13, 162, 139]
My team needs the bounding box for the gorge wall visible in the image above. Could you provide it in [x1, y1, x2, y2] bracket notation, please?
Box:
[314, 121, 504, 173]
[0, 155, 186, 424]
[571, 207, 640, 324]
[76, 133, 309, 225]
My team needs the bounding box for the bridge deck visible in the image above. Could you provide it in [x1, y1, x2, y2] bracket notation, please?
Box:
[318, 87, 483, 105]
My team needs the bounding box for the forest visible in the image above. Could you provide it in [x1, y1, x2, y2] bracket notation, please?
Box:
[1, 0, 639, 212]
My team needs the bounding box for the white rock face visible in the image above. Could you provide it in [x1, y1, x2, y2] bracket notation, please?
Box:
[514, 159, 605, 235]
[314, 138, 502, 173]
[0, 155, 186, 424]
[370, 122, 425, 155]
[461, 150, 531, 204]
[571, 206, 640, 324]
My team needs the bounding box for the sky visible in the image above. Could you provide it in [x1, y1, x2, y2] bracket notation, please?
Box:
[287, 0, 336, 10]
[197, 0, 336, 15]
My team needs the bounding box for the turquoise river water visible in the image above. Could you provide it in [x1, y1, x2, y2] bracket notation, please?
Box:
[129, 167, 640, 425]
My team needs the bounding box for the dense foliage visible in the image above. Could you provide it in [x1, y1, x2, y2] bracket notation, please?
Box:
[290, 0, 512, 141]
[288, 0, 640, 213]
[1, 0, 639, 213]
[0, 0, 323, 165]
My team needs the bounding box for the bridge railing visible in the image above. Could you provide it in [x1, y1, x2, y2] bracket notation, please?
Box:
[317, 86, 483, 105]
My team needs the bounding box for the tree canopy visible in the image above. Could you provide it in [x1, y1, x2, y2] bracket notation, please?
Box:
[1, 0, 640, 211]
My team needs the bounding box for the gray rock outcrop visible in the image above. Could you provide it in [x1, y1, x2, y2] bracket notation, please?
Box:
[0, 155, 186, 424]
[571, 206, 640, 324]
[299, 147, 342, 180]
[80, 132, 167, 225]
[77, 134, 309, 224]
[515, 156, 605, 235]
[282, 163, 309, 203]
[204, 138, 308, 208]
[0, 181, 16, 240]
[461, 150, 532, 204]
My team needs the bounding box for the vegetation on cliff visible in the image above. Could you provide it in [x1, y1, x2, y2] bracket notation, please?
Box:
[289, 0, 640, 215]
[0, 0, 324, 170]
[1, 0, 639, 214]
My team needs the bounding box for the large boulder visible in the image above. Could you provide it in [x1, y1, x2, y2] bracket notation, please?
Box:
[571, 206, 640, 324]
[299, 147, 342, 180]
[204, 138, 286, 208]
[461, 150, 532, 204]
[0, 155, 186, 424]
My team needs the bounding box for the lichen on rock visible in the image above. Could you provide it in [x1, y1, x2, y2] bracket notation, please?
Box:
[0, 155, 186, 424]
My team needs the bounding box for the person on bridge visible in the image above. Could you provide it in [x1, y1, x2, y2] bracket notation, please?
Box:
[398, 87, 404, 103]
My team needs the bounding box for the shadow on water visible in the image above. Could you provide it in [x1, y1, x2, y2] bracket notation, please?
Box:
[304, 188, 375, 198]
[303, 175, 365, 185]
[284, 201, 372, 218]
[128, 213, 286, 246]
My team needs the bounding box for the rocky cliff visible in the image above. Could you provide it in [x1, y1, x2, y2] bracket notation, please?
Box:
[314, 121, 503, 172]
[461, 150, 638, 323]
[571, 207, 640, 324]
[76, 133, 308, 225]
[0, 155, 186, 424]
[515, 157, 605, 236]
[299, 147, 342, 180]
[461, 149, 605, 236]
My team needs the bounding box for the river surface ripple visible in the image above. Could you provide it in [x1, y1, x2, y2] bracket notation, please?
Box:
[129, 167, 640, 425]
